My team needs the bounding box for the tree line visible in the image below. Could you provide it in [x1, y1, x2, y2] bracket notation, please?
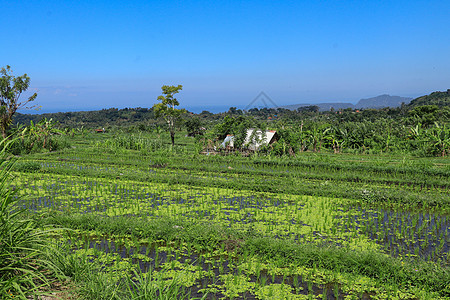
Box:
[2, 65, 450, 156]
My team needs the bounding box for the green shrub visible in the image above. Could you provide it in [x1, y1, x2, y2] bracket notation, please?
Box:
[8, 134, 71, 155]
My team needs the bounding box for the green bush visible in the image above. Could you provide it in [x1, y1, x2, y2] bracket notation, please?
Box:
[8, 134, 71, 155]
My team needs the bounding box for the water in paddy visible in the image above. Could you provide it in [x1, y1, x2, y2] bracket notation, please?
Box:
[15, 176, 449, 264]
[339, 206, 450, 264]
[71, 236, 372, 300]
[17, 183, 286, 216]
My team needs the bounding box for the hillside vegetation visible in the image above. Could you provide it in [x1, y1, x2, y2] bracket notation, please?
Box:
[408, 89, 450, 108]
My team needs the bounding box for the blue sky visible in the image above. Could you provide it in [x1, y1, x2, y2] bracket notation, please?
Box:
[2, 0, 450, 113]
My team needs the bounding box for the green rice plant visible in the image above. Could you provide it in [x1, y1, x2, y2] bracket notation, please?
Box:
[75, 265, 126, 299]
[321, 285, 327, 299]
[333, 283, 339, 298]
[125, 265, 208, 300]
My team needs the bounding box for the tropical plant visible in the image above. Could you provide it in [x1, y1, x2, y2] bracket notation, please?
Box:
[307, 123, 329, 152]
[7, 118, 68, 154]
[427, 122, 450, 157]
[25, 118, 63, 149]
[323, 125, 345, 153]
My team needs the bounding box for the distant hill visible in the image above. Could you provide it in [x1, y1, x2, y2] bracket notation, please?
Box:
[280, 94, 411, 112]
[316, 103, 355, 111]
[280, 102, 354, 111]
[408, 89, 450, 107]
[355, 94, 412, 109]
[13, 107, 157, 128]
[280, 103, 312, 110]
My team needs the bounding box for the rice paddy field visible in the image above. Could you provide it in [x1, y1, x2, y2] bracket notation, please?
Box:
[12, 132, 450, 299]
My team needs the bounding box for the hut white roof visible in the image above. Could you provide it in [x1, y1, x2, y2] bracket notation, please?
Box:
[220, 129, 277, 151]
[243, 129, 277, 151]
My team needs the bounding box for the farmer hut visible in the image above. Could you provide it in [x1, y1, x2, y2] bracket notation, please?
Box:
[220, 129, 278, 151]
[243, 129, 278, 151]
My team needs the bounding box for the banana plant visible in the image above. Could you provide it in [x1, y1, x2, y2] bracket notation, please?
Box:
[427, 122, 450, 157]
[307, 123, 330, 152]
[409, 122, 423, 140]
[21, 118, 63, 150]
[323, 125, 346, 153]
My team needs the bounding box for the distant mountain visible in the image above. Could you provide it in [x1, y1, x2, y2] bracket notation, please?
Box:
[408, 89, 450, 108]
[280, 94, 412, 112]
[355, 94, 412, 109]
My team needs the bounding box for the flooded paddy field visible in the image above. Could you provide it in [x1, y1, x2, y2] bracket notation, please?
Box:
[12, 133, 450, 299]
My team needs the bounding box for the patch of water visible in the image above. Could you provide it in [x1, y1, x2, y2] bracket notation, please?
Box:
[339, 206, 449, 264]
[71, 236, 367, 299]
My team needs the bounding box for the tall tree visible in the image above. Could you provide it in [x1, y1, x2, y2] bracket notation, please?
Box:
[0, 66, 37, 138]
[152, 85, 185, 146]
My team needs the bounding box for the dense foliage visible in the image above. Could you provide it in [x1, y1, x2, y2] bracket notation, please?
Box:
[409, 90, 450, 108]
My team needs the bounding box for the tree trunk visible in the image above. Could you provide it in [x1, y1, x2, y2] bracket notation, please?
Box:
[170, 131, 175, 146]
